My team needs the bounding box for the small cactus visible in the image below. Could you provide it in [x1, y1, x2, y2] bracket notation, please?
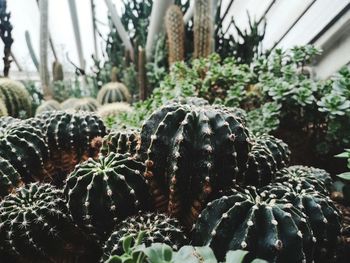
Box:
[102, 213, 188, 261]
[101, 128, 140, 156]
[35, 99, 61, 115]
[165, 5, 185, 65]
[64, 153, 151, 241]
[0, 156, 22, 199]
[52, 61, 64, 81]
[97, 102, 132, 118]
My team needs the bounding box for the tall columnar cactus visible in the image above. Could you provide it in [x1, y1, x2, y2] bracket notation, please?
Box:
[97, 102, 132, 118]
[0, 156, 22, 199]
[193, 186, 316, 262]
[33, 111, 107, 181]
[52, 61, 64, 81]
[0, 122, 52, 183]
[0, 0, 14, 77]
[165, 5, 185, 65]
[64, 153, 151, 241]
[0, 183, 100, 262]
[25, 30, 39, 71]
[101, 128, 140, 156]
[193, 0, 213, 58]
[0, 78, 32, 118]
[102, 213, 188, 261]
[35, 99, 61, 115]
[140, 100, 252, 227]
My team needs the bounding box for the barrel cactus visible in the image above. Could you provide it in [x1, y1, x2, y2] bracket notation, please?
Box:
[33, 111, 107, 181]
[193, 186, 316, 262]
[64, 152, 151, 241]
[35, 99, 61, 115]
[0, 99, 7, 117]
[0, 78, 32, 118]
[101, 128, 140, 156]
[61, 97, 79, 110]
[97, 102, 132, 118]
[102, 213, 188, 261]
[140, 100, 252, 227]
[0, 183, 100, 262]
[0, 122, 52, 183]
[0, 116, 18, 129]
[0, 156, 22, 199]
[64, 97, 100, 112]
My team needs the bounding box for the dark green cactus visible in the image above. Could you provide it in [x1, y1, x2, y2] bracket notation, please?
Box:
[140, 100, 252, 227]
[193, 186, 316, 262]
[102, 213, 188, 262]
[33, 111, 107, 181]
[64, 152, 151, 241]
[0, 156, 22, 199]
[0, 122, 52, 183]
[0, 116, 18, 129]
[0, 78, 32, 118]
[35, 99, 61, 116]
[0, 183, 100, 262]
[101, 128, 140, 156]
[0, 0, 14, 77]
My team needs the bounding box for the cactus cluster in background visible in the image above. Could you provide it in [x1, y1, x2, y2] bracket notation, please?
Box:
[35, 99, 61, 115]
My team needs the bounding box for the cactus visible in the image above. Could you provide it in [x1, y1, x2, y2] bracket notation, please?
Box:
[102, 213, 188, 261]
[0, 116, 18, 129]
[0, 122, 52, 183]
[0, 78, 32, 118]
[193, 0, 213, 58]
[64, 152, 151, 241]
[0, 0, 14, 77]
[140, 100, 252, 227]
[101, 128, 140, 156]
[97, 102, 132, 118]
[165, 5, 185, 65]
[63, 97, 100, 112]
[0, 156, 22, 199]
[97, 78, 131, 105]
[52, 61, 64, 81]
[0, 99, 7, 117]
[0, 183, 100, 262]
[35, 99, 61, 115]
[60, 97, 79, 109]
[193, 186, 316, 262]
[33, 111, 107, 182]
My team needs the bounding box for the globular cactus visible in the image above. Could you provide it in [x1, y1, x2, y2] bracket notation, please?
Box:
[64, 153, 151, 241]
[193, 186, 316, 262]
[72, 97, 100, 112]
[33, 111, 107, 182]
[0, 183, 100, 262]
[60, 97, 79, 109]
[0, 78, 32, 118]
[0, 156, 22, 199]
[101, 128, 140, 156]
[140, 100, 252, 227]
[97, 102, 132, 118]
[0, 99, 7, 117]
[165, 5, 185, 65]
[97, 68, 131, 104]
[193, 0, 213, 58]
[102, 213, 188, 262]
[241, 134, 290, 187]
[52, 61, 64, 81]
[0, 122, 52, 183]
[35, 99, 61, 115]
[0, 116, 18, 129]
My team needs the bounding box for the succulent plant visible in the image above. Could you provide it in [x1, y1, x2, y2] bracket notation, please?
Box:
[0, 99, 7, 117]
[102, 213, 188, 262]
[64, 152, 151, 241]
[140, 100, 252, 227]
[101, 128, 140, 156]
[97, 102, 132, 118]
[0, 156, 22, 199]
[71, 97, 100, 112]
[33, 111, 107, 182]
[0, 78, 32, 118]
[0, 183, 100, 262]
[52, 61, 64, 81]
[35, 99, 61, 115]
[193, 186, 316, 262]
[165, 5, 185, 65]
[60, 97, 79, 109]
[0, 122, 52, 183]
[0, 116, 18, 129]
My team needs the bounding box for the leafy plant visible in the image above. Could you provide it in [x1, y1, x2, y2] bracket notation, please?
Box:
[335, 149, 350, 202]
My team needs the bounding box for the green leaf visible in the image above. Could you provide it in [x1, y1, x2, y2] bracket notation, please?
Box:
[337, 172, 350, 181]
[335, 152, 350, 158]
[122, 235, 134, 254]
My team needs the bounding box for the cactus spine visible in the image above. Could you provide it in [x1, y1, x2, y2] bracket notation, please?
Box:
[193, 0, 213, 58]
[165, 5, 185, 65]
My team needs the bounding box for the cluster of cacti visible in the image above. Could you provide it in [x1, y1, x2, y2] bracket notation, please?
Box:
[165, 5, 185, 65]
[0, 183, 100, 262]
[0, 156, 22, 199]
[97, 102, 132, 118]
[35, 99, 61, 115]
[102, 213, 188, 261]
[101, 128, 140, 156]
[0, 78, 32, 118]
[64, 152, 151, 241]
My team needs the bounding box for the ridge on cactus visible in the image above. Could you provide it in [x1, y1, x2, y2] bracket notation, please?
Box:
[192, 186, 316, 262]
[64, 152, 152, 241]
[35, 99, 61, 115]
[97, 67, 131, 105]
[0, 156, 22, 199]
[0, 121, 53, 183]
[101, 128, 140, 156]
[0, 78, 32, 118]
[0, 183, 100, 262]
[101, 213, 188, 262]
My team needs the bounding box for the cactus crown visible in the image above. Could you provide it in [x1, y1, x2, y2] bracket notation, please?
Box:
[101, 128, 140, 156]
[97, 102, 132, 118]
[97, 81, 131, 105]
